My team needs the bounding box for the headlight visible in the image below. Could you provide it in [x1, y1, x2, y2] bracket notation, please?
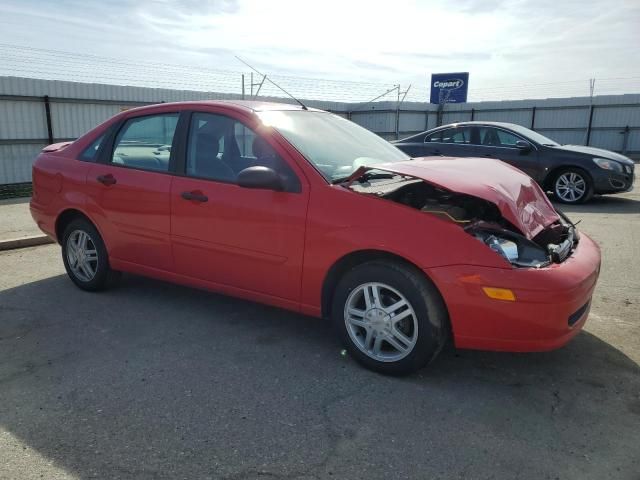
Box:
[593, 158, 623, 172]
[473, 230, 550, 268]
[481, 234, 519, 262]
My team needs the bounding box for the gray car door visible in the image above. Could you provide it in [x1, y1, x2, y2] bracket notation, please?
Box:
[396, 135, 429, 157]
[475, 127, 541, 181]
[423, 126, 477, 157]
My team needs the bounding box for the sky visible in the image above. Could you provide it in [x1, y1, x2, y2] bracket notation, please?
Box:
[0, 0, 639, 101]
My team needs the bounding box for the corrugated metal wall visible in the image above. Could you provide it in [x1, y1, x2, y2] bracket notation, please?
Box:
[0, 144, 43, 184]
[1, 76, 639, 184]
[349, 96, 640, 149]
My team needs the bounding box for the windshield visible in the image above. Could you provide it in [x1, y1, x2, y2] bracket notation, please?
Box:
[507, 124, 559, 146]
[257, 110, 410, 182]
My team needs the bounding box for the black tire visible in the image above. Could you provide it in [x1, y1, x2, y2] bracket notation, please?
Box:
[552, 168, 594, 204]
[61, 218, 120, 291]
[331, 260, 449, 376]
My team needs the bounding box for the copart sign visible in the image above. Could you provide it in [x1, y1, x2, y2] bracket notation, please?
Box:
[430, 72, 469, 104]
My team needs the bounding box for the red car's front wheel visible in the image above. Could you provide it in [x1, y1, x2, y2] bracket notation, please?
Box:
[332, 260, 449, 376]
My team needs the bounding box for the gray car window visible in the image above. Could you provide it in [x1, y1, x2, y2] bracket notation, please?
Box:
[425, 131, 443, 143]
[425, 127, 472, 144]
[496, 129, 520, 147]
[442, 127, 471, 144]
[478, 127, 521, 147]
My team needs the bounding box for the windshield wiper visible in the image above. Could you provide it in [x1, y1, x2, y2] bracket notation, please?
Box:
[360, 172, 397, 181]
[331, 171, 398, 185]
[331, 175, 353, 184]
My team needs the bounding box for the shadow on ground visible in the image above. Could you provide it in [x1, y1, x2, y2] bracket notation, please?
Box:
[1, 274, 639, 479]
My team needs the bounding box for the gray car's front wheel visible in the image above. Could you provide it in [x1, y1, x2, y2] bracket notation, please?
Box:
[332, 260, 449, 376]
[553, 168, 593, 204]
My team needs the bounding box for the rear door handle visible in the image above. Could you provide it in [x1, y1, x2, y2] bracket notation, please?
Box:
[181, 191, 208, 203]
[96, 174, 117, 186]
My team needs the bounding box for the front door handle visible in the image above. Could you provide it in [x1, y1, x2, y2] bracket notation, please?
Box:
[181, 191, 208, 203]
[96, 174, 117, 186]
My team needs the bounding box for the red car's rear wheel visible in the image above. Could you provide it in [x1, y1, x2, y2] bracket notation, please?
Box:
[61, 218, 120, 291]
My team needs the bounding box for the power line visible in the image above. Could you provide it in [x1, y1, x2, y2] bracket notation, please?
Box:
[0, 43, 638, 103]
[0, 43, 398, 90]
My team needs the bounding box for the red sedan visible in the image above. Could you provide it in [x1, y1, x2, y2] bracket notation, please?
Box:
[30, 101, 601, 375]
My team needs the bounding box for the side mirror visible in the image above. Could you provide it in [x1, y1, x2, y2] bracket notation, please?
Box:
[237, 166, 284, 191]
[515, 140, 532, 151]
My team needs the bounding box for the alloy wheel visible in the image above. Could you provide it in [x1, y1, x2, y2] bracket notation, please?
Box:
[66, 230, 98, 282]
[344, 282, 418, 362]
[555, 172, 587, 203]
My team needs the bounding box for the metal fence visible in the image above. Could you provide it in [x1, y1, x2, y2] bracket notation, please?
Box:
[1, 76, 639, 185]
[347, 97, 640, 153]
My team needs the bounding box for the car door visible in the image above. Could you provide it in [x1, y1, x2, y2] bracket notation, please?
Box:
[85, 112, 179, 271]
[170, 110, 309, 302]
[475, 127, 541, 180]
[422, 126, 477, 157]
[394, 134, 427, 157]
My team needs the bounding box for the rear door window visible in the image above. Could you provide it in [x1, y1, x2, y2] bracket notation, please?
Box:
[425, 127, 472, 144]
[440, 127, 472, 144]
[111, 114, 179, 172]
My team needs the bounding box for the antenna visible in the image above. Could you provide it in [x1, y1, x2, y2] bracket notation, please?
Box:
[235, 56, 308, 110]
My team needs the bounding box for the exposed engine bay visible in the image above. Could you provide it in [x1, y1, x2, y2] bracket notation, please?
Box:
[349, 175, 579, 268]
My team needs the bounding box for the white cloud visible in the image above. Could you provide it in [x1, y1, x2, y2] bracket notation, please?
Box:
[0, 0, 639, 100]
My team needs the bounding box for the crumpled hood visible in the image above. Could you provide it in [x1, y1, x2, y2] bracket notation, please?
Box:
[551, 144, 634, 165]
[349, 157, 560, 239]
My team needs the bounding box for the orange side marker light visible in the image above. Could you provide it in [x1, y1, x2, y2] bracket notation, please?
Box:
[482, 287, 516, 301]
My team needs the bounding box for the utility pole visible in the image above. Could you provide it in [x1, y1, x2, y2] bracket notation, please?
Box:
[395, 84, 411, 140]
[584, 78, 596, 145]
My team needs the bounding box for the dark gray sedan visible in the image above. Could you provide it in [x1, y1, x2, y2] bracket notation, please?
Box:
[393, 121, 635, 204]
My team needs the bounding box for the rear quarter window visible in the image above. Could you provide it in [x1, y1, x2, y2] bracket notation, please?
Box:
[425, 131, 443, 143]
[78, 134, 105, 162]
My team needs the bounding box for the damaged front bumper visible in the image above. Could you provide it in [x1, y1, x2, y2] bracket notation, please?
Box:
[426, 232, 601, 352]
[467, 213, 578, 268]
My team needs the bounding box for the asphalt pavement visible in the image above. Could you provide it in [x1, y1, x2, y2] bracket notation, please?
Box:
[0, 191, 639, 480]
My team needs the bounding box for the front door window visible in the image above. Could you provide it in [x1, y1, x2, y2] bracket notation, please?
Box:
[185, 112, 300, 191]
